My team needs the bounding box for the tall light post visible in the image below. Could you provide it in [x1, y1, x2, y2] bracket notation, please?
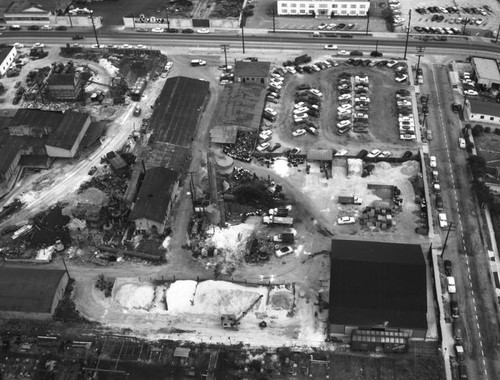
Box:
[365, 10, 370, 36]
[89, 10, 100, 47]
[403, 10, 412, 60]
[165, 7, 170, 31]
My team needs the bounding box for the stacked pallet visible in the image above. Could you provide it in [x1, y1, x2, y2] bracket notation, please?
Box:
[359, 207, 398, 230]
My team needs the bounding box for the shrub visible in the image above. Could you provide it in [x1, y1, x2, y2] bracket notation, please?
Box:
[484, 126, 491, 133]
[472, 124, 484, 137]
[495, 129, 500, 136]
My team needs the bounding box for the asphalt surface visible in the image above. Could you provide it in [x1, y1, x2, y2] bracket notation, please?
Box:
[426, 62, 500, 380]
[1, 27, 500, 380]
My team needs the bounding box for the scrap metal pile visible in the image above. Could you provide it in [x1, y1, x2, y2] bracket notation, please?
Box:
[223, 131, 257, 162]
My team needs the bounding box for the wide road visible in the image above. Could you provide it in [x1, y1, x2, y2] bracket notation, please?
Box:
[426, 62, 500, 380]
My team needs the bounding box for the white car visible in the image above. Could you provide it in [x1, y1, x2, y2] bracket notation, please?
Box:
[387, 60, 398, 67]
[265, 107, 278, 117]
[430, 156, 437, 168]
[380, 151, 391, 158]
[293, 107, 309, 115]
[122, 44, 133, 49]
[447, 276, 456, 294]
[276, 246, 294, 257]
[256, 142, 271, 152]
[91, 44, 103, 48]
[338, 216, 355, 225]
[151, 28, 164, 33]
[324, 44, 338, 50]
[318, 23, 328, 30]
[367, 149, 382, 158]
[197, 28, 210, 34]
[310, 65, 321, 72]
[164, 62, 173, 72]
[292, 128, 307, 137]
[191, 59, 207, 66]
[338, 50, 350, 56]
[459, 137, 466, 149]
[395, 74, 408, 83]
[439, 213, 448, 228]
[354, 96, 370, 103]
[13, 42, 24, 48]
[41, 25, 52, 30]
[338, 104, 352, 111]
[355, 75, 369, 83]
[464, 89, 478, 96]
[335, 149, 348, 156]
[259, 130, 273, 139]
[309, 89, 323, 97]
[338, 93, 352, 101]
[337, 120, 352, 128]
[286, 66, 297, 74]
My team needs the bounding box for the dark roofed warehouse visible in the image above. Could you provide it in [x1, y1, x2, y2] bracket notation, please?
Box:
[330, 239, 428, 338]
[149, 76, 210, 148]
[0, 267, 69, 319]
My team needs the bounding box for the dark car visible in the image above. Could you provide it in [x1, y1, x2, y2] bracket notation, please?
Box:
[458, 364, 468, 379]
[167, 28, 179, 33]
[55, 25, 67, 30]
[450, 301, 459, 318]
[452, 103, 462, 112]
[357, 149, 368, 159]
[444, 260, 452, 276]
[88, 166, 97, 176]
[269, 143, 281, 152]
[72, 35, 85, 40]
[28, 25, 40, 30]
[336, 23, 346, 30]
[436, 195, 444, 211]
[182, 28, 194, 33]
[350, 50, 363, 56]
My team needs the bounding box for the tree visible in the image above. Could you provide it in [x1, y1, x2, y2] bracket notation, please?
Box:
[472, 124, 484, 137]
[467, 155, 487, 179]
[472, 181, 493, 206]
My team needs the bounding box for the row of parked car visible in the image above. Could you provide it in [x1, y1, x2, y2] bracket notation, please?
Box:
[460, 71, 479, 96]
[396, 89, 416, 141]
[336, 73, 371, 135]
[291, 84, 322, 137]
[416, 5, 491, 15]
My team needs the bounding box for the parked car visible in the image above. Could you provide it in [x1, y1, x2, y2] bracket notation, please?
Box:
[337, 50, 350, 56]
[151, 27, 164, 33]
[196, 28, 210, 34]
[292, 128, 307, 137]
[72, 35, 85, 40]
[324, 44, 338, 50]
[191, 59, 207, 66]
[133, 104, 141, 116]
[367, 149, 382, 158]
[338, 216, 355, 225]
[256, 142, 271, 152]
[447, 276, 456, 294]
[276, 246, 294, 257]
[464, 89, 478, 96]
[450, 301, 459, 318]
[459, 137, 466, 149]
[430, 156, 437, 168]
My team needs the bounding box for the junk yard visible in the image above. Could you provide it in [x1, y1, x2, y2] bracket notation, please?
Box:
[1, 25, 479, 380]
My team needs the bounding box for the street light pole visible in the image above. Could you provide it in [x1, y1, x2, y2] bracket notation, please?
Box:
[89, 11, 99, 47]
[272, 9, 276, 33]
[403, 10, 412, 60]
[165, 7, 170, 31]
[365, 11, 370, 36]
[241, 27, 245, 53]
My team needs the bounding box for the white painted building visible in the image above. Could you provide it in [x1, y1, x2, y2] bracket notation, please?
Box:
[277, 0, 370, 18]
[0, 46, 17, 76]
[467, 98, 500, 126]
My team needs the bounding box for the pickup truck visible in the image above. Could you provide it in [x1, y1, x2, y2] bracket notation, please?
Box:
[263, 215, 293, 226]
[338, 196, 362, 205]
[270, 232, 295, 244]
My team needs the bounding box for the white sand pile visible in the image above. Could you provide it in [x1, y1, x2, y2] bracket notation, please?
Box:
[400, 160, 420, 176]
[166, 280, 267, 315]
[166, 280, 197, 312]
[115, 283, 155, 310]
[207, 222, 255, 251]
[347, 158, 363, 177]
[98, 58, 119, 77]
[272, 159, 290, 178]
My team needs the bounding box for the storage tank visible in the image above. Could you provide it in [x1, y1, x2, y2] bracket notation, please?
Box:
[214, 155, 234, 175]
[206, 203, 221, 225]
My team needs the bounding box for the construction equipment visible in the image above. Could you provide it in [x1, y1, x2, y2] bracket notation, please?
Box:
[221, 294, 263, 329]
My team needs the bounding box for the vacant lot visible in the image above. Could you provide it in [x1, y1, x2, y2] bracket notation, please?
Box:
[475, 129, 500, 170]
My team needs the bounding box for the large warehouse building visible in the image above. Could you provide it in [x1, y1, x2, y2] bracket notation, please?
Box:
[0, 267, 69, 319]
[329, 239, 428, 346]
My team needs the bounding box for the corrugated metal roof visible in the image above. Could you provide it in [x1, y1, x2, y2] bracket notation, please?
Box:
[45, 111, 90, 150]
[0, 267, 67, 314]
[307, 149, 333, 161]
[329, 239, 427, 330]
[472, 57, 500, 83]
[234, 61, 271, 78]
[469, 98, 500, 117]
[129, 167, 178, 224]
[9, 108, 63, 133]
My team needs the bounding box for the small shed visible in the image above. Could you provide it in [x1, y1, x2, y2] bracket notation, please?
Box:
[234, 61, 271, 85]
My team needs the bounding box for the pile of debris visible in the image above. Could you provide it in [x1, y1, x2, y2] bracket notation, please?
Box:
[78, 173, 129, 196]
[244, 237, 272, 263]
[223, 131, 257, 162]
[359, 207, 397, 230]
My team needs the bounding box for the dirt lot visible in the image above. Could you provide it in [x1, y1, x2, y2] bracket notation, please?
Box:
[475, 129, 500, 169]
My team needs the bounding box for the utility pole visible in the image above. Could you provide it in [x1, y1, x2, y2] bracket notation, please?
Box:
[272, 9, 276, 33]
[440, 222, 453, 257]
[241, 27, 245, 53]
[495, 23, 500, 43]
[415, 46, 425, 79]
[403, 10, 412, 60]
[61, 256, 72, 281]
[165, 7, 170, 31]
[220, 44, 229, 69]
[89, 11, 100, 47]
[365, 10, 370, 36]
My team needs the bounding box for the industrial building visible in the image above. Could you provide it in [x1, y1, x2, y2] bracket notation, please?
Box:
[471, 57, 500, 90]
[467, 98, 500, 125]
[277, 0, 370, 17]
[329, 239, 428, 342]
[0, 108, 91, 191]
[0, 267, 69, 319]
[129, 167, 179, 234]
[0, 45, 16, 76]
[46, 66, 85, 101]
[234, 61, 271, 85]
